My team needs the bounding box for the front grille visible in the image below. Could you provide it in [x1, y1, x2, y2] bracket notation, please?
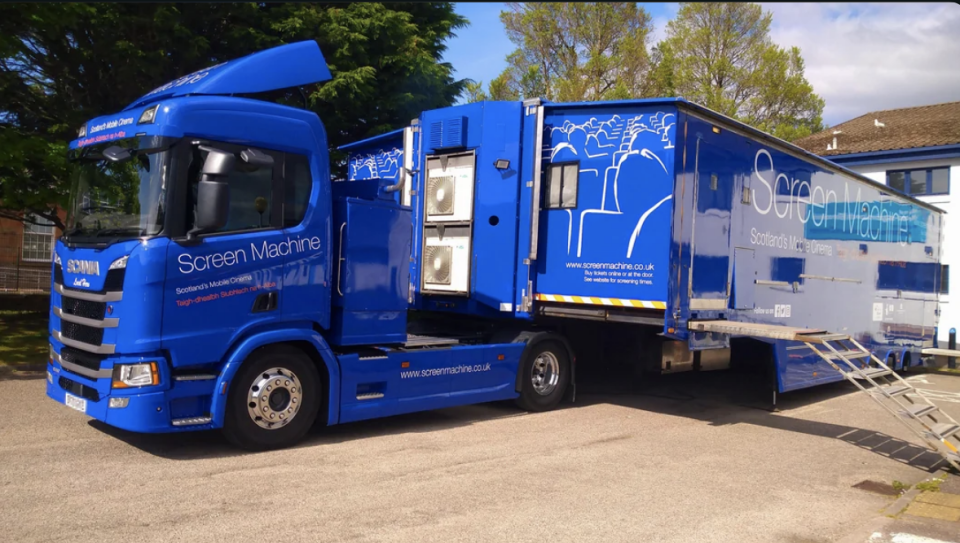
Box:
[61, 295, 107, 320]
[59, 376, 100, 402]
[61, 321, 104, 346]
[103, 268, 125, 291]
[60, 347, 104, 372]
[54, 263, 124, 293]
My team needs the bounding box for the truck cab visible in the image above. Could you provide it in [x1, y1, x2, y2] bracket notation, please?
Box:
[47, 41, 550, 449]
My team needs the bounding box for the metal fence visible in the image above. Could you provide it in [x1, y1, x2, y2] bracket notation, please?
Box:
[0, 246, 52, 293]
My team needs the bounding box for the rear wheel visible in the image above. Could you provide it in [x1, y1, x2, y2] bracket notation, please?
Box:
[516, 340, 570, 412]
[223, 345, 321, 451]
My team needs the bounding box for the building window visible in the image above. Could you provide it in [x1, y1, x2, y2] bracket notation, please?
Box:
[545, 162, 579, 209]
[886, 167, 950, 196]
[942, 264, 950, 295]
[22, 215, 55, 262]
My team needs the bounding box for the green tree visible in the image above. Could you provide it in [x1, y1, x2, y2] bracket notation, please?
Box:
[493, 3, 654, 102]
[464, 80, 487, 103]
[0, 3, 466, 228]
[487, 71, 519, 101]
[658, 2, 824, 141]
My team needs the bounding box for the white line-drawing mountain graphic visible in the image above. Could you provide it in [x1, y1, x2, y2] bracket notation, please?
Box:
[348, 147, 403, 182]
[542, 112, 675, 258]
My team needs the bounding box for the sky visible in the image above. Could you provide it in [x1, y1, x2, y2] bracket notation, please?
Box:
[442, 2, 960, 127]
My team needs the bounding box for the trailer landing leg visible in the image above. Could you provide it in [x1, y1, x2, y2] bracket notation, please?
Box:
[770, 389, 778, 413]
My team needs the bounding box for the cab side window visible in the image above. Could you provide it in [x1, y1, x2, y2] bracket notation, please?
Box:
[184, 143, 280, 234]
[284, 153, 312, 227]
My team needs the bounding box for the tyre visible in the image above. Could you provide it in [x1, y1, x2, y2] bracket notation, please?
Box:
[222, 344, 322, 451]
[516, 339, 570, 412]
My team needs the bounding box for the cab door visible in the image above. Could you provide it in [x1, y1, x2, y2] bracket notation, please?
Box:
[163, 141, 287, 367]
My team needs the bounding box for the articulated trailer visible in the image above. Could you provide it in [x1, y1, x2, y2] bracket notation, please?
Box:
[47, 41, 960, 465]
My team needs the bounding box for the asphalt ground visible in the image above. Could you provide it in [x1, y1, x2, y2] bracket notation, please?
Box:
[2, 368, 958, 543]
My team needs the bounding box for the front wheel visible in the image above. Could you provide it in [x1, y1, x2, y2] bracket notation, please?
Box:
[516, 340, 570, 412]
[222, 345, 321, 451]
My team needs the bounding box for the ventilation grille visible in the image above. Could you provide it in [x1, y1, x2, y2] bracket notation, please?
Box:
[61, 296, 106, 320]
[60, 347, 105, 372]
[103, 268, 126, 291]
[59, 376, 100, 401]
[429, 121, 444, 151]
[426, 176, 455, 216]
[428, 117, 466, 151]
[423, 246, 453, 285]
[61, 321, 104, 346]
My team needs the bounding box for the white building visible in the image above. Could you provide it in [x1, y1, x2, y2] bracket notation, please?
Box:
[795, 101, 960, 345]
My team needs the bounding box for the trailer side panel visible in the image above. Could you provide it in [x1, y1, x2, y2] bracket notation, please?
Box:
[673, 109, 942, 391]
[534, 104, 678, 309]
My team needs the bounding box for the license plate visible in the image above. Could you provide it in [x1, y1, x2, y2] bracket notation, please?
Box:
[64, 393, 87, 413]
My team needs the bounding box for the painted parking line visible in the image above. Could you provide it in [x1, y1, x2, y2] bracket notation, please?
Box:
[906, 389, 960, 404]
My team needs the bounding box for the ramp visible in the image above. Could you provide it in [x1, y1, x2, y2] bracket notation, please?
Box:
[688, 320, 825, 341]
[689, 320, 960, 471]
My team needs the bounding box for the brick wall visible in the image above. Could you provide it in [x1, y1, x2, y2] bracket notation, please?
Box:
[0, 208, 65, 292]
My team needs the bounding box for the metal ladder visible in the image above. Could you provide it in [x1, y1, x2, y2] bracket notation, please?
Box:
[796, 333, 960, 471]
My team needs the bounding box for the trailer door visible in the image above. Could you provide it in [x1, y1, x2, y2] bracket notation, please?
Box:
[688, 139, 734, 310]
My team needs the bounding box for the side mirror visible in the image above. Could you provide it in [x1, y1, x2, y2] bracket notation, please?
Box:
[195, 179, 229, 232]
[240, 148, 274, 168]
[186, 146, 234, 240]
[102, 146, 132, 162]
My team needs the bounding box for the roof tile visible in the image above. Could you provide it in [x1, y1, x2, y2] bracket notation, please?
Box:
[793, 101, 960, 156]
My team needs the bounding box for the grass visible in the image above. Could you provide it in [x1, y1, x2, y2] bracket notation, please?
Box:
[892, 480, 911, 494]
[0, 310, 49, 373]
[915, 475, 946, 493]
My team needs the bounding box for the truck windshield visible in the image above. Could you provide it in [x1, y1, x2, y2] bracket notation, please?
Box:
[64, 136, 176, 244]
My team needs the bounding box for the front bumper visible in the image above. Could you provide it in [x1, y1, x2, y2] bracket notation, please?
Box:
[46, 360, 219, 434]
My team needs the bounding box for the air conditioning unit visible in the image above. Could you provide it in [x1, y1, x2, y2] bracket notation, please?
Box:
[421, 226, 470, 294]
[426, 175, 456, 217]
[424, 154, 474, 223]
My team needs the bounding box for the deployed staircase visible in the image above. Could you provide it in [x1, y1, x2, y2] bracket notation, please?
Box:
[689, 320, 960, 471]
[799, 332, 960, 471]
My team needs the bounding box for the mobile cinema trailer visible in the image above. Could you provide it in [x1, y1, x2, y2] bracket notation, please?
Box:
[342, 97, 958, 468]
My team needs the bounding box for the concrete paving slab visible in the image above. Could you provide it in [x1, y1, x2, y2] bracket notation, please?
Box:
[3, 370, 959, 543]
[903, 501, 960, 522]
[916, 492, 960, 509]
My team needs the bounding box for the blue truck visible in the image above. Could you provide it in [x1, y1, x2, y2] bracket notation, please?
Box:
[47, 41, 946, 451]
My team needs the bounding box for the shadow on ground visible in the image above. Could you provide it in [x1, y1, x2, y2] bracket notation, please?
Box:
[0, 310, 49, 380]
[91, 365, 952, 473]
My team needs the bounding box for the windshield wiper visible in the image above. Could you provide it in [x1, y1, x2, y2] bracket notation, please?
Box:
[62, 227, 85, 238]
[94, 227, 144, 237]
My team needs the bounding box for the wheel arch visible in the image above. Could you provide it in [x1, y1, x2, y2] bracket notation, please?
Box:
[210, 328, 341, 428]
[492, 329, 575, 396]
[900, 348, 914, 370]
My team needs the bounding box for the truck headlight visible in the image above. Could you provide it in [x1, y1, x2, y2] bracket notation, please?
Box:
[138, 104, 159, 125]
[112, 362, 159, 388]
[109, 255, 128, 270]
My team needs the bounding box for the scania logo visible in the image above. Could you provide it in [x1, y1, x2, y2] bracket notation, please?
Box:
[66, 259, 100, 276]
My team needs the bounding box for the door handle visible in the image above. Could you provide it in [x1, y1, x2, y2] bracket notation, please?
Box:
[337, 222, 346, 296]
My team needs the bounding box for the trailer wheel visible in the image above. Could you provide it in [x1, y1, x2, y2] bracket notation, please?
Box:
[222, 345, 321, 451]
[516, 340, 570, 412]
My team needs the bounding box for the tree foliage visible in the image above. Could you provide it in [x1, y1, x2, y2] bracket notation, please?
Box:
[484, 2, 823, 142]
[464, 80, 487, 103]
[493, 3, 654, 102]
[659, 2, 824, 140]
[0, 3, 466, 228]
